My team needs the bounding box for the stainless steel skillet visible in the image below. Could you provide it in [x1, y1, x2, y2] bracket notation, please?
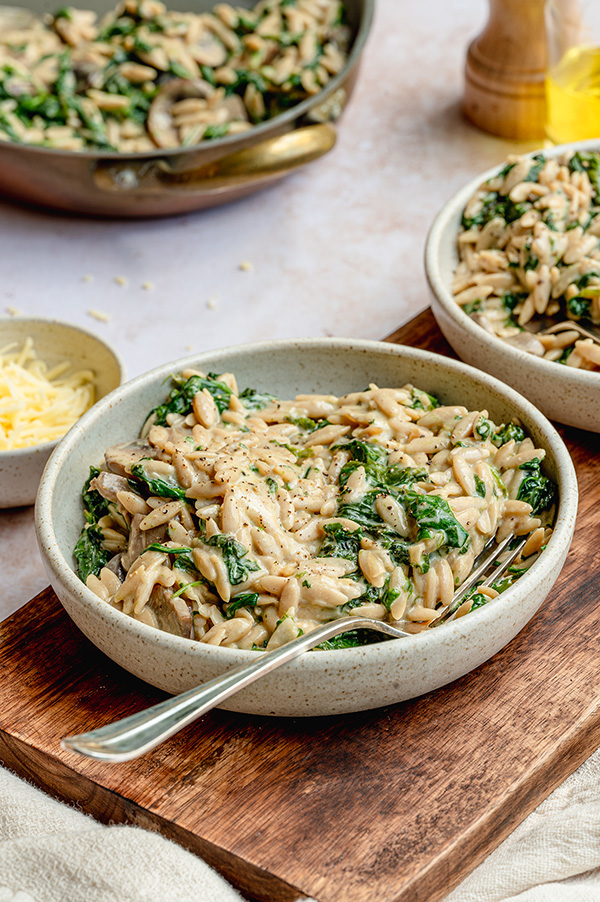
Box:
[0, 0, 373, 216]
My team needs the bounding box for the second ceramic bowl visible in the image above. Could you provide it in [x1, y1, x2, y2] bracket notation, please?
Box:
[425, 139, 600, 433]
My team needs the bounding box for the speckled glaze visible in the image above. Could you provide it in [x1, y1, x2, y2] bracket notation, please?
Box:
[425, 139, 600, 433]
[35, 339, 578, 717]
[0, 317, 124, 508]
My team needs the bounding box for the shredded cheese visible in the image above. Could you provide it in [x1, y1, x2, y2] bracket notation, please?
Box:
[0, 337, 96, 450]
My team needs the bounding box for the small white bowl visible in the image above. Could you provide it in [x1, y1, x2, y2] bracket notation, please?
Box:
[425, 138, 600, 433]
[0, 317, 124, 508]
[35, 338, 577, 717]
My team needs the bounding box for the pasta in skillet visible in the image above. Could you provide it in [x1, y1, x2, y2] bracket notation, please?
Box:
[75, 370, 556, 650]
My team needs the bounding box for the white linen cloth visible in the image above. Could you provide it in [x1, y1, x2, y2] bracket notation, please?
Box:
[2, 747, 600, 902]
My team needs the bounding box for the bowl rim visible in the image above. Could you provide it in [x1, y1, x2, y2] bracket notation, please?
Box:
[424, 137, 600, 388]
[35, 336, 578, 671]
[1, 0, 375, 162]
[0, 314, 126, 458]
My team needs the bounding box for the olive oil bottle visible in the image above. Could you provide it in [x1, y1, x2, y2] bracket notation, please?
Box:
[546, 44, 600, 143]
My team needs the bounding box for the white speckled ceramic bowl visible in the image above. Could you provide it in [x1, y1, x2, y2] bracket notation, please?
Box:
[0, 317, 124, 508]
[35, 339, 577, 717]
[425, 139, 600, 433]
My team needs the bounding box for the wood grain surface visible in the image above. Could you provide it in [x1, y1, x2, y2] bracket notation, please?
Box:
[1, 309, 598, 902]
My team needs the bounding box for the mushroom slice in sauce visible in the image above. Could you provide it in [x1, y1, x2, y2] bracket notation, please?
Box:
[504, 332, 546, 357]
[121, 514, 170, 572]
[147, 78, 248, 148]
[148, 78, 215, 148]
[104, 440, 161, 478]
[89, 471, 130, 503]
[189, 29, 228, 67]
[146, 584, 193, 638]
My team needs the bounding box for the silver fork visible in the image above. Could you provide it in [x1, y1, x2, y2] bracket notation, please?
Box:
[61, 534, 527, 762]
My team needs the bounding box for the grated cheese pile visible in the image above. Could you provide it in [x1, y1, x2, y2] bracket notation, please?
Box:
[0, 337, 95, 450]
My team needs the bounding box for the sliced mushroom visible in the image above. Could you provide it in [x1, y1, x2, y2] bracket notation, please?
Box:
[121, 513, 169, 571]
[189, 29, 228, 67]
[148, 78, 214, 148]
[148, 77, 248, 148]
[504, 332, 546, 356]
[218, 93, 247, 122]
[104, 440, 160, 477]
[105, 552, 126, 582]
[470, 313, 498, 335]
[146, 584, 192, 638]
[89, 470, 130, 503]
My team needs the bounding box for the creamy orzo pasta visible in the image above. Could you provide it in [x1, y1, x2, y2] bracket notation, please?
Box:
[454, 150, 600, 372]
[75, 370, 556, 650]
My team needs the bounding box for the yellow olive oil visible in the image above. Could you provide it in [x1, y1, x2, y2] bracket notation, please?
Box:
[546, 44, 600, 143]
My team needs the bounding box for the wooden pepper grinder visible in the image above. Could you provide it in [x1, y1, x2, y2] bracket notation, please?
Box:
[463, 0, 547, 140]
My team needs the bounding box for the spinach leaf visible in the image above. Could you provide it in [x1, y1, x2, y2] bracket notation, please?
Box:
[150, 373, 232, 425]
[463, 299, 482, 315]
[334, 437, 425, 492]
[203, 534, 260, 585]
[82, 466, 111, 523]
[173, 580, 205, 599]
[385, 466, 428, 487]
[474, 416, 493, 440]
[492, 422, 525, 447]
[516, 458, 556, 514]
[318, 523, 362, 561]
[337, 491, 384, 531]
[474, 475, 487, 498]
[575, 271, 600, 290]
[377, 530, 411, 566]
[469, 592, 489, 611]
[314, 629, 384, 650]
[74, 466, 113, 581]
[55, 50, 75, 103]
[410, 387, 440, 411]
[492, 576, 513, 594]
[225, 592, 259, 618]
[201, 123, 229, 140]
[145, 544, 198, 573]
[524, 155, 544, 183]
[97, 15, 136, 38]
[273, 441, 313, 460]
[74, 525, 109, 582]
[237, 386, 278, 410]
[286, 415, 319, 431]
[461, 191, 529, 230]
[338, 459, 383, 490]
[501, 291, 526, 312]
[558, 346, 574, 364]
[567, 296, 592, 319]
[130, 462, 187, 500]
[402, 489, 470, 552]
[381, 584, 401, 611]
[331, 438, 388, 465]
[488, 464, 508, 497]
[569, 151, 600, 196]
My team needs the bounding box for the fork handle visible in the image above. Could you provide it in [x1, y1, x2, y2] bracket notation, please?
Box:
[61, 617, 409, 762]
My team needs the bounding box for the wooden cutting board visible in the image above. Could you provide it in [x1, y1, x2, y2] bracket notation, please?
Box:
[1, 309, 599, 902]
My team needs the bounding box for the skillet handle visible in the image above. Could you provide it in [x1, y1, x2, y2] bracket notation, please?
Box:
[93, 123, 336, 194]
